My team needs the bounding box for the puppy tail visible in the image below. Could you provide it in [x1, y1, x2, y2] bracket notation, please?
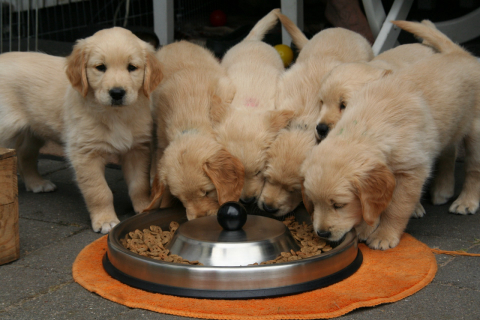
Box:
[244, 8, 280, 41]
[276, 11, 309, 50]
[391, 20, 464, 55]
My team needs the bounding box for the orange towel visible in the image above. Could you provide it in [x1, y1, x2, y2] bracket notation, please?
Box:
[73, 233, 437, 319]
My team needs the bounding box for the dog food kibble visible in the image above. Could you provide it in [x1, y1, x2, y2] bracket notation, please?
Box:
[120, 221, 203, 265]
[121, 217, 333, 266]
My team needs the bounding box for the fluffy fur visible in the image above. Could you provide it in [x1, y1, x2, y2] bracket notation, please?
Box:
[301, 20, 480, 250]
[146, 41, 244, 220]
[258, 11, 374, 216]
[213, 9, 294, 204]
[315, 43, 435, 141]
[0, 27, 163, 233]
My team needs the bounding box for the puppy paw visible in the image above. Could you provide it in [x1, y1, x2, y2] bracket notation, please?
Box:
[355, 221, 378, 241]
[26, 180, 57, 193]
[449, 197, 479, 215]
[366, 230, 401, 250]
[91, 216, 120, 234]
[431, 189, 453, 206]
[132, 197, 152, 214]
[411, 202, 426, 218]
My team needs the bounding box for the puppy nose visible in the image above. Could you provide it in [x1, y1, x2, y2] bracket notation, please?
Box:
[317, 230, 331, 239]
[240, 197, 256, 205]
[109, 87, 126, 101]
[316, 123, 329, 139]
[262, 203, 279, 214]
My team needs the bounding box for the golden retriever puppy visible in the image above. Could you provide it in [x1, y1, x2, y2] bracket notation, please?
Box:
[315, 43, 435, 141]
[313, 43, 435, 219]
[301, 20, 480, 250]
[0, 27, 163, 233]
[146, 41, 244, 220]
[257, 12, 373, 216]
[213, 9, 294, 204]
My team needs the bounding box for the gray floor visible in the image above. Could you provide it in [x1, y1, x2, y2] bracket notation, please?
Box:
[0, 158, 479, 320]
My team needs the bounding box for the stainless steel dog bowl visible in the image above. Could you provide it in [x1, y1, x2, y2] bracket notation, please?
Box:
[103, 205, 362, 299]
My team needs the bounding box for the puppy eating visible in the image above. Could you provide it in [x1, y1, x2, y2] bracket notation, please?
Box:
[258, 11, 373, 216]
[0, 27, 163, 233]
[213, 9, 294, 205]
[147, 41, 245, 220]
[301, 20, 480, 250]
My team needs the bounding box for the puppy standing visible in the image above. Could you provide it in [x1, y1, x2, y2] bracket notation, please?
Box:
[147, 41, 245, 220]
[0, 27, 162, 233]
[301, 20, 480, 250]
[258, 12, 374, 216]
[314, 43, 435, 218]
[213, 9, 294, 204]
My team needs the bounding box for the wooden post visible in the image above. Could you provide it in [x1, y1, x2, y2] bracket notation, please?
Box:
[0, 148, 19, 265]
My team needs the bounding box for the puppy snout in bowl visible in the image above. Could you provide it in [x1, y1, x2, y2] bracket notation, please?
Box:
[262, 202, 279, 214]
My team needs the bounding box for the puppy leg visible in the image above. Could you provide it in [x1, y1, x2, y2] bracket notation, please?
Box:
[121, 144, 151, 213]
[16, 131, 57, 193]
[431, 144, 456, 205]
[69, 151, 119, 233]
[450, 129, 480, 214]
[366, 169, 427, 250]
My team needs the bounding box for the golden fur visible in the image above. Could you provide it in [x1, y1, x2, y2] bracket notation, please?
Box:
[146, 41, 244, 220]
[0, 27, 163, 233]
[301, 20, 480, 250]
[315, 43, 435, 141]
[258, 11, 374, 216]
[213, 9, 294, 204]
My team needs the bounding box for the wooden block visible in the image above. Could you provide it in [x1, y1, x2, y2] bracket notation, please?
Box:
[0, 148, 20, 265]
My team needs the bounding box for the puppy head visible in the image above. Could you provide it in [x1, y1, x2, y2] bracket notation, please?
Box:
[215, 109, 294, 204]
[301, 141, 395, 242]
[258, 123, 317, 216]
[148, 135, 244, 220]
[66, 27, 163, 105]
[315, 63, 391, 141]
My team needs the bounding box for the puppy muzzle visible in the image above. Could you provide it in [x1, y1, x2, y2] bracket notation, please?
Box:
[109, 87, 126, 106]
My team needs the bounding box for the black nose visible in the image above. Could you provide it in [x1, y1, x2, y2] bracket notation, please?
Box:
[240, 197, 256, 205]
[262, 203, 279, 214]
[109, 87, 126, 101]
[316, 123, 329, 139]
[317, 230, 331, 239]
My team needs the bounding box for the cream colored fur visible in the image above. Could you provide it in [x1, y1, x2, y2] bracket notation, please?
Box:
[258, 11, 374, 216]
[213, 9, 294, 204]
[146, 41, 244, 220]
[301, 20, 480, 250]
[0, 27, 163, 233]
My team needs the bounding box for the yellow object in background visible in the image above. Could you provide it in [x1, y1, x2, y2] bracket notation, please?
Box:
[274, 44, 294, 67]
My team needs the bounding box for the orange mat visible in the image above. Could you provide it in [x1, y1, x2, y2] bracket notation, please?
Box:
[73, 233, 437, 319]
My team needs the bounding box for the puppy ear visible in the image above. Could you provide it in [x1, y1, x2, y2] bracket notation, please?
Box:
[267, 109, 295, 133]
[301, 184, 314, 217]
[66, 40, 89, 97]
[142, 174, 166, 212]
[143, 51, 163, 98]
[353, 162, 396, 226]
[203, 149, 245, 204]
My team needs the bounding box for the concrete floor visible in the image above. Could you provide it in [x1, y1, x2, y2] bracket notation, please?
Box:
[0, 158, 479, 320]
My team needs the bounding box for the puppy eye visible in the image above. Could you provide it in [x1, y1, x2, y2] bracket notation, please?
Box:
[203, 190, 210, 197]
[128, 64, 138, 72]
[95, 64, 106, 72]
[340, 102, 346, 110]
[255, 171, 262, 176]
[333, 203, 345, 209]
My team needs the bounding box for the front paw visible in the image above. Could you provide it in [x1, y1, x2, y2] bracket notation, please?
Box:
[355, 221, 378, 241]
[26, 179, 57, 193]
[411, 202, 426, 218]
[366, 229, 401, 250]
[91, 215, 120, 234]
[449, 197, 479, 215]
[132, 196, 152, 214]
